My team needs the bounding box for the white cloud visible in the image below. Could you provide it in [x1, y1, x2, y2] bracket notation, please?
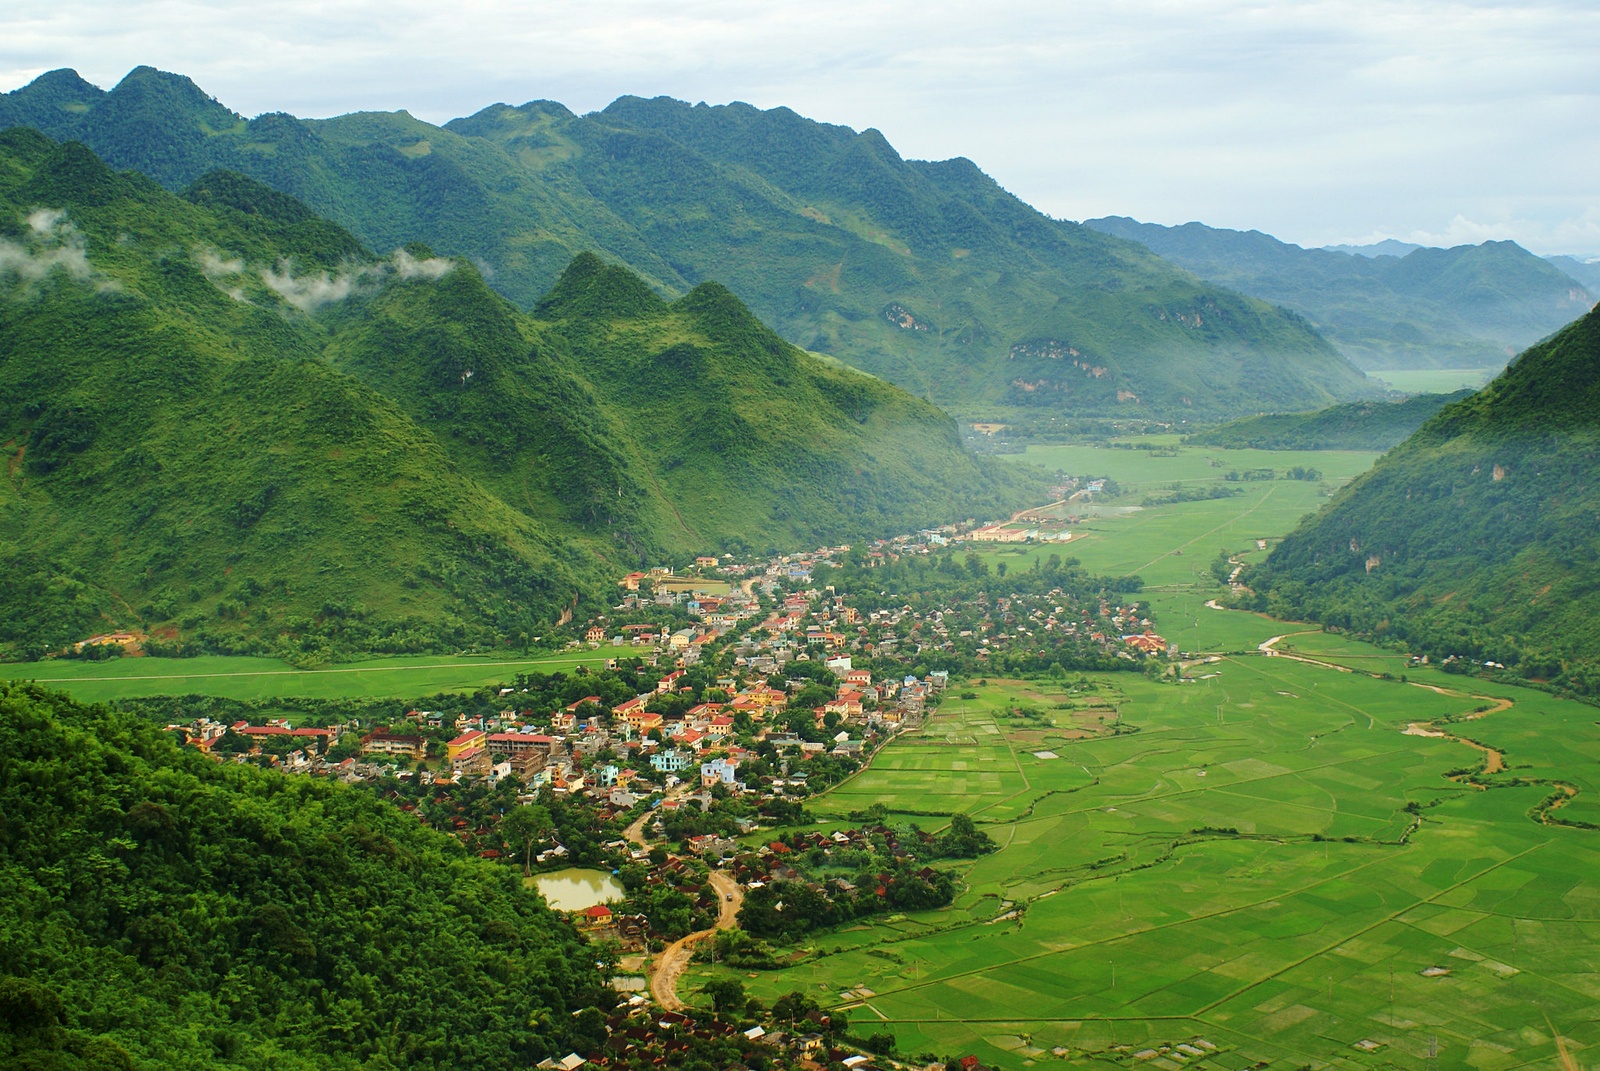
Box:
[255, 249, 455, 312]
[392, 248, 453, 281]
[0, 207, 97, 290]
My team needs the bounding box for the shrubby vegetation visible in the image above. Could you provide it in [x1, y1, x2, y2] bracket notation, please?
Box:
[0, 130, 1032, 660]
[0, 682, 608, 1069]
[1250, 308, 1600, 693]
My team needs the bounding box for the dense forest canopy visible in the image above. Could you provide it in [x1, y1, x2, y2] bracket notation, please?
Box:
[0, 682, 610, 1070]
[1249, 306, 1600, 693]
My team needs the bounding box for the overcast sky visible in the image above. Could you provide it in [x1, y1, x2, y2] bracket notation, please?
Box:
[3, 0, 1596, 255]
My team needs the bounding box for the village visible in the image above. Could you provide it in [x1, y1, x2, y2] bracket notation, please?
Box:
[163, 523, 1167, 1071]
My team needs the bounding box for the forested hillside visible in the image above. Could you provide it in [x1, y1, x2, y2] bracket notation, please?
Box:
[0, 66, 1376, 419]
[0, 682, 608, 1070]
[1187, 390, 1472, 451]
[1249, 306, 1600, 692]
[1085, 216, 1594, 370]
[0, 131, 1029, 659]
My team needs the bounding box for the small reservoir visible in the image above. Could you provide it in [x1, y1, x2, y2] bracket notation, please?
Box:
[530, 867, 625, 910]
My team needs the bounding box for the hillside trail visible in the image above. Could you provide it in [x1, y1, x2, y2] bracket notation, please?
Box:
[648, 870, 743, 1011]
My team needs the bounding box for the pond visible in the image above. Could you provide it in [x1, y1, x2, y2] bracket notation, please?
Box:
[529, 867, 625, 910]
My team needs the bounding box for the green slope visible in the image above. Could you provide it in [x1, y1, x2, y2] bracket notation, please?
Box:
[1086, 216, 1596, 370]
[0, 66, 1375, 420]
[536, 253, 1023, 550]
[0, 132, 1029, 658]
[1546, 253, 1600, 293]
[1249, 306, 1600, 691]
[1186, 390, 1473, 451]
[0, 682, 607, 1070]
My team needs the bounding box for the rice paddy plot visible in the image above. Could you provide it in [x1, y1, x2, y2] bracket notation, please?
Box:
[747, 641, 1600, 1071]
[0, 647, 633, 702]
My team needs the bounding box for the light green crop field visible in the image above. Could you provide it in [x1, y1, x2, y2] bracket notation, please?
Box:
[987, 440, 1381, 590]
[0, 647, 631, 702]
[685, 443, 1600, 1070]
[1370, 369, 1496, 394]
[724, 659, 1600, 1071]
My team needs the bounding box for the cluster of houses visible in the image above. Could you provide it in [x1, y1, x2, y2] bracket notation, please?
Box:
[538, 1003, 848, 1071]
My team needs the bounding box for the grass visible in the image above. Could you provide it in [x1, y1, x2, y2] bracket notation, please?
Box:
[740, 660, 1600, 1070]
[0, 647, 633, 702]
[708, 442, 1600, 1070]
[1371, 368, 1497, 394]
[985, 440, 1379, 590]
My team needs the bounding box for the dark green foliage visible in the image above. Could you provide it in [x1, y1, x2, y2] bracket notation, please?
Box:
[0, 67, 1375, 419]
[1085, 216, 1594, 370]
[0, 133, 1030, 657]
[1251, 308, 1600, 688]
[0, 682, 606, 1069]
[1188, 390, 1473, 451]
[933, 812, 997, 858]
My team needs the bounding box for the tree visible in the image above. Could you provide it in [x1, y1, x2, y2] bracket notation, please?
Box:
[501, 803, 553, 877]
[701, 977, 746, 1017]
[771, 990, 819, 1023]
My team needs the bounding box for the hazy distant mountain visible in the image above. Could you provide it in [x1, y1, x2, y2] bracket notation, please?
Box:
[1085, 217, 1594, 371]
[0, 131, 1029, 659]
[1323, 239, 1425, 258]
[1545, 254, 1600, 293]
[1250, 305, 1600, 691]
[0, 66, 1376, 420]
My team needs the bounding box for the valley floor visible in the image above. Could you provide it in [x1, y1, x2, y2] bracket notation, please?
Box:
[674, 440, 1599, 1071]
[9, 437, 1595, 1071]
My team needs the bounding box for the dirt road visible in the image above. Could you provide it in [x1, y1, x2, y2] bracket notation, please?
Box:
[648, 870, 744, 1011]
[1260, 633, 1514, 777]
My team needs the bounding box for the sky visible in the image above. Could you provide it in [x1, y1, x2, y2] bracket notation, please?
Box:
[2, 0, 1596, 255]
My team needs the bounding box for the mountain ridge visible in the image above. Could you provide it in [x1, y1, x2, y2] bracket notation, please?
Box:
[0, 66, 1376, 420]
[1249, 305, 1600, 693]
[0, 131, 1029, 660]
[1084, 215, 1594, 370]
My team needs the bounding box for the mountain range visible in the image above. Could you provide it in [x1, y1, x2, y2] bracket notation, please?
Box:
[0, 129, 1029, 660]
[1250, 303, 1600, 693]
[0, 65, 1376, 420]
[1085, 216, 1594, 370]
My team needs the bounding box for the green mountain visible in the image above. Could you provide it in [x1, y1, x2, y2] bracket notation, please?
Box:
[0, 131, 1028, 659]
[1545, 254, 1600, 293]
[0, 66, 1375, 420]
[1248, 306, 1600, 693]
[1085, 216, 1595, 370]
[1186, 390, 1473, 451]
[0, 682, 607, 1070]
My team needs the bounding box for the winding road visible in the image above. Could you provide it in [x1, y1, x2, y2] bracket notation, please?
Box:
[623, 787, 747, 1010]
[648, 870, 744, 1011]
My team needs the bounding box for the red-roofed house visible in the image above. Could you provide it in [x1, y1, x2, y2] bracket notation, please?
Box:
[447, 729, 486, 760]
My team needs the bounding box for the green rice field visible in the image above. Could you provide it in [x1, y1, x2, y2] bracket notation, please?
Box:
[718, 656, 1600, 1070]
[689, 441, 1599, 1070]
[0, 647, 631, 702]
